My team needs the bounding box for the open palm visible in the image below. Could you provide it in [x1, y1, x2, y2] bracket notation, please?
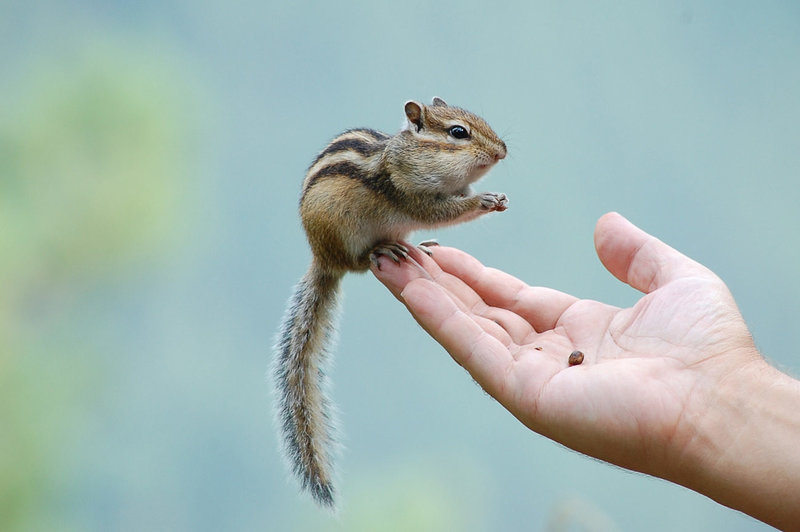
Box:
[372, 212, 757, 480]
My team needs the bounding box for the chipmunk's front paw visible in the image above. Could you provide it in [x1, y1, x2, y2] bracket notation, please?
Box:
[479, 192, 508, 212]
[369, 242, 410, 270]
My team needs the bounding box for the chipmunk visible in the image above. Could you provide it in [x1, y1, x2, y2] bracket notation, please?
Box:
[273, 97, 508, 508]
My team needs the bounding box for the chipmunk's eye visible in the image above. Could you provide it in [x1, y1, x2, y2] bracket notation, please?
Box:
[448, 125, 470, 140]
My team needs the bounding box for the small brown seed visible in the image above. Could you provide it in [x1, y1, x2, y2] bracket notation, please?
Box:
[568, 350, 584, 366]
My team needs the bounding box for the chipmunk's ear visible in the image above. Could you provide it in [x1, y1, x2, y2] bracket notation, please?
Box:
[431, 97, 448, 107]
[404, 101, 423, 131]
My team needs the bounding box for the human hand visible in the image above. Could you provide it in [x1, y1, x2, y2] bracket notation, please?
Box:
[372, 213, 800, 529]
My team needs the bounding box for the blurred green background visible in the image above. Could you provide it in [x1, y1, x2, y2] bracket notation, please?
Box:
[2, 2, 798, 531]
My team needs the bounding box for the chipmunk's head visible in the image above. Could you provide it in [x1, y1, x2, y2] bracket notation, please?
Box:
[396, 97, 506, 195]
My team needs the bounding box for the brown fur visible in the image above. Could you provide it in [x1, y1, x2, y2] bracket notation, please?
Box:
[273, 98, 508, 508]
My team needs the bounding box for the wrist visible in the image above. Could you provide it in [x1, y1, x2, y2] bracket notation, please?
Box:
[675, 351, 800, 529]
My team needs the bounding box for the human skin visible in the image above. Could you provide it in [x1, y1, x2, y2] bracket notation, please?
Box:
[371, 212, 800, 530]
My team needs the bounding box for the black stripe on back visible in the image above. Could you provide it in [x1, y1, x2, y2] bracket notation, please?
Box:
[308, 129, 389, 169]
[361, 170, 402, 203]
[357, 128, 390, 141]
[308, 138, 376, 168]
[302, 162, 402, 204]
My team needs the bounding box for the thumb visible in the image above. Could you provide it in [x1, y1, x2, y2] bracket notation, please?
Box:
[594, 212, 715, 294]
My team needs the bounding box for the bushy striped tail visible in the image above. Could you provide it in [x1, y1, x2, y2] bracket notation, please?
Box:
[272, 264, 342, 508]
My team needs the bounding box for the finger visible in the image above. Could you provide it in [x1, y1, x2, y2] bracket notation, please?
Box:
[419, 253, 535, 344]
[373, 245, 531, 345]
[594, 212, 717, 294]
[370, 243, 435, 300]
[474, 306, 535, 346]
[428, 246, 580, 332]
[401, 278, 514, 400]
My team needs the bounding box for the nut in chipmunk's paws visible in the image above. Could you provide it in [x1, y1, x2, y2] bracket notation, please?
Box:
[480, 192, 508, 212]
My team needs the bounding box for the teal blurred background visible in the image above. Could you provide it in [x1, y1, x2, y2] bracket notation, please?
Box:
[2, 2, 798, 531]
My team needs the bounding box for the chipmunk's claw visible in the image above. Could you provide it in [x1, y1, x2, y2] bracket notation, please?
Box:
[369, 242, 410, 270]
[417, 239, 439, 256]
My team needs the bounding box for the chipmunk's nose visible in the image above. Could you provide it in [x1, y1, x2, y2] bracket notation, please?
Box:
[495, 141, 507, 161]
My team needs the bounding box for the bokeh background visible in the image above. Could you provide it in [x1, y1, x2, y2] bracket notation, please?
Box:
[2, 2, 799, 531]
